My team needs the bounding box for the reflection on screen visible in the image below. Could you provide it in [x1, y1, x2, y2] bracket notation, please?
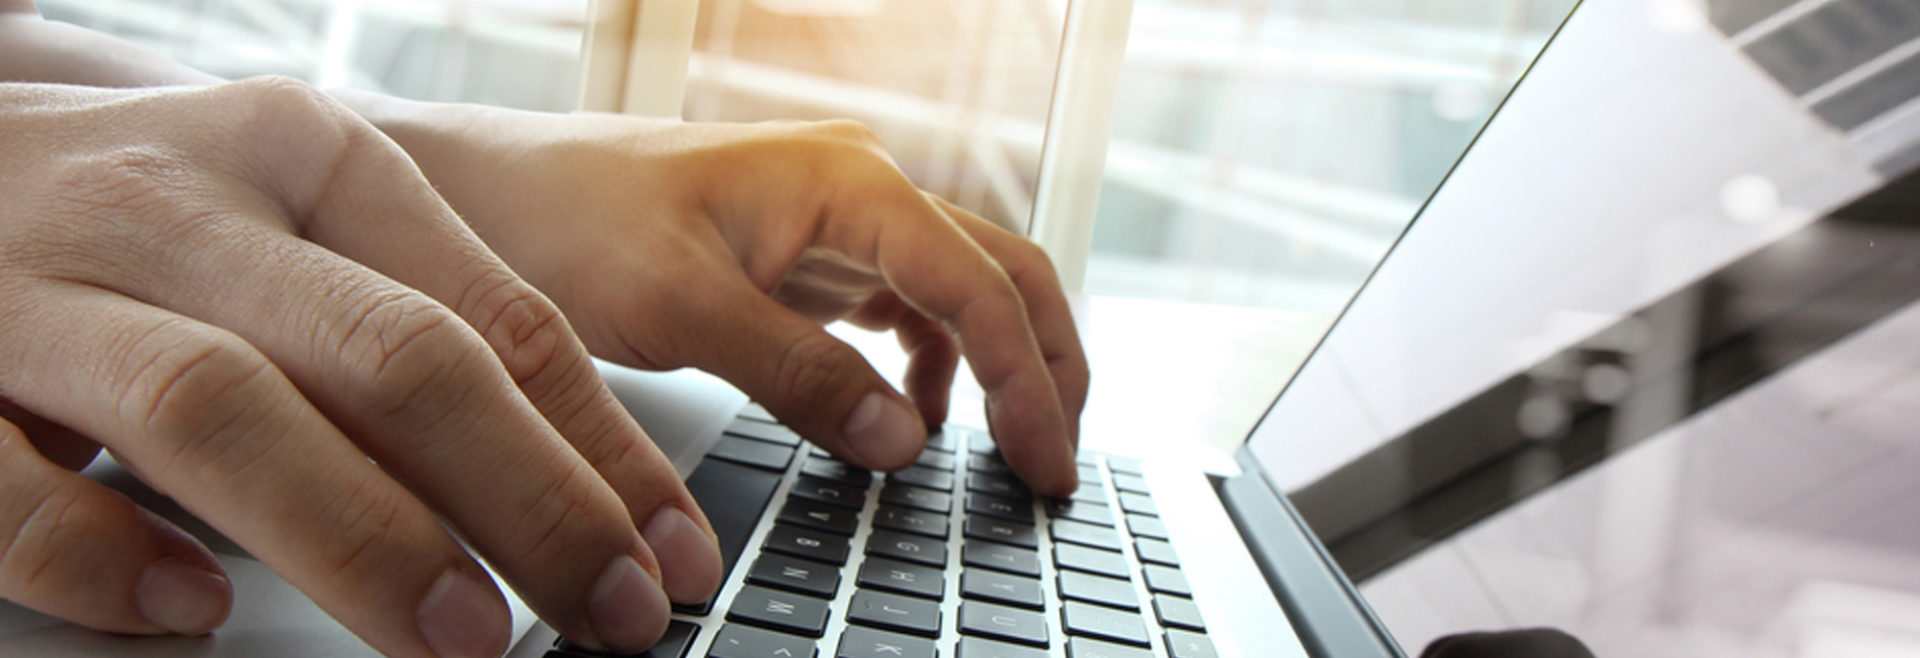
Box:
[1244, 3, 1920, 652]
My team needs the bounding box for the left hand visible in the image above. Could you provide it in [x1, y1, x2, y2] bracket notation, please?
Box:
[361, 103, 1090, 496]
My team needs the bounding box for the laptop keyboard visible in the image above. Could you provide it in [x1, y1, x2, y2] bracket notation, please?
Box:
[546, 404, 1218, 658]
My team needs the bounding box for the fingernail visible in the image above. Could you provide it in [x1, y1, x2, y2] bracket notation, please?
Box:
[642, 507, 722, 604]
[136, 557, 231, 635]
[418, 570, 508, 658]
[844, 392, 922, 468]
[588, 555, 669, 652]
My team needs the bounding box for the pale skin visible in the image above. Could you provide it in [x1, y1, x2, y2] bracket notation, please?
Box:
[0, 2, 1088, 657]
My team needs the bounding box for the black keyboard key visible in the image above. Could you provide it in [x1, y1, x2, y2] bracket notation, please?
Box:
[872, 506, 949, 539]
[967, 472, 1030, 500]
[967, 454, 1011, 475]
[958, 601, 1049, 647]
[865, 530, 947, 568]
[1060, 601, 1148, 646]
[555, 619, 699, 657]
[746, 553, 840, 598]
[1104, 457, 1143, 476]
[879, 483, 952, 514]
[1164, 629, 1217, 658]
[1048, 500, 1113, 526]
[789, 476, 867, 510]
[1133, 538, 1179, 567]
[965, 493, 1034, 524]
[1050, 519, 1122, 552]
[923, 428, 960, 453]
[1118, 494, 1156, 518]
[710, 436, 798, 472]
[765, 523, 851, 565]
[856, 557, 944, 599]
[1066, 636, 1153, 658]
[846, 590, 942, 637]
[1152, 594, 1205, 630]
[683, 459, 783, 609]
[727, 418, 802, 447]
[963, 540, 1041, 577]
[963, 515, 1038, 549]
[835, 627, 936, 658]
[1124, 515, 1167, 540]
[961, 568, 1044, 609]
[956, 637, 1047, 658]
[913, 450, 956, 471]
[1109, 474, 1149, 495]
[1054, 544, 1129, 579]
[967, 431, 997, 454]
[728, 585, 831, 637]
[778, 498, 860, 536]
[708, 623, 816, 658]
[1143, 565, 1191, 596]
[802, 457, 873, 486]
[1057, 571, 1138, 610]
[887, 466, 954, 492]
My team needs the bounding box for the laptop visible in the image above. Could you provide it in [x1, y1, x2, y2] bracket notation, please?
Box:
[45, 0, 1901, 655]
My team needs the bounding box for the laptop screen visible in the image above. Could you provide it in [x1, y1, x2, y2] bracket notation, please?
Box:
[1246, 0, 1920, 515]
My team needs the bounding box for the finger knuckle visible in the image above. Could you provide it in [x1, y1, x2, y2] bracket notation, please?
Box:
[336, 292, 483, 423]
[510, 464, 599, 562]
[1007, 239, 1058, 281]
[459, 273, 573, 388]
[114, 323, 278, 474]
[0, 483, 87, 596]
[225, 75, 345, 132]
[310, 477, 408, 580]
[815, 118, 880, 144]
[218, 76, 373, 194]
[771, 332, 856, 411]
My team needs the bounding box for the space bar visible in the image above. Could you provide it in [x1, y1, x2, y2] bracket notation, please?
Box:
[675, 457, 782, 614]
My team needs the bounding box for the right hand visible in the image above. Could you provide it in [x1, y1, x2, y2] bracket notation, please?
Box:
[0, 78, 723, 656]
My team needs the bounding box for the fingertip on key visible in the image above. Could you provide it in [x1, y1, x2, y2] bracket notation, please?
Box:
[642, 506, 722, 605]
[587, 555, 670, 653]
[843, 391, 925, 471]
[417, 569, 510, 658]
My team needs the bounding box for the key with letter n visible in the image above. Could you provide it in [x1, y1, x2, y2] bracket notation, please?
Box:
[747, 553, 839, 605]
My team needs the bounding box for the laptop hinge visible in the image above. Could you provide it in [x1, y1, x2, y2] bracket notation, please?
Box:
[1215, 449, 1407, 658]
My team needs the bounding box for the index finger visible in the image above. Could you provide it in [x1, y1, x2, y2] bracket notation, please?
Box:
[926, 194, 1090, 442]
[831, 183, 1078, 496]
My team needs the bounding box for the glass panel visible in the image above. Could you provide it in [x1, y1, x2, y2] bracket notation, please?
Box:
[1248, 0, 1920, 655]
[683, 0, 1068, 232]
[34, 0, 589, 112]
[1087, 0, 1575, 314]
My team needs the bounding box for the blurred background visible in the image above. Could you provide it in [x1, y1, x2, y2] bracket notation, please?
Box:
[37, 0, 1569, 317]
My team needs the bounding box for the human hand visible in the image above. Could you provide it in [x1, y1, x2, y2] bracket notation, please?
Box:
[369, 106, 1091, 496]
[0, 79, 722, 656]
